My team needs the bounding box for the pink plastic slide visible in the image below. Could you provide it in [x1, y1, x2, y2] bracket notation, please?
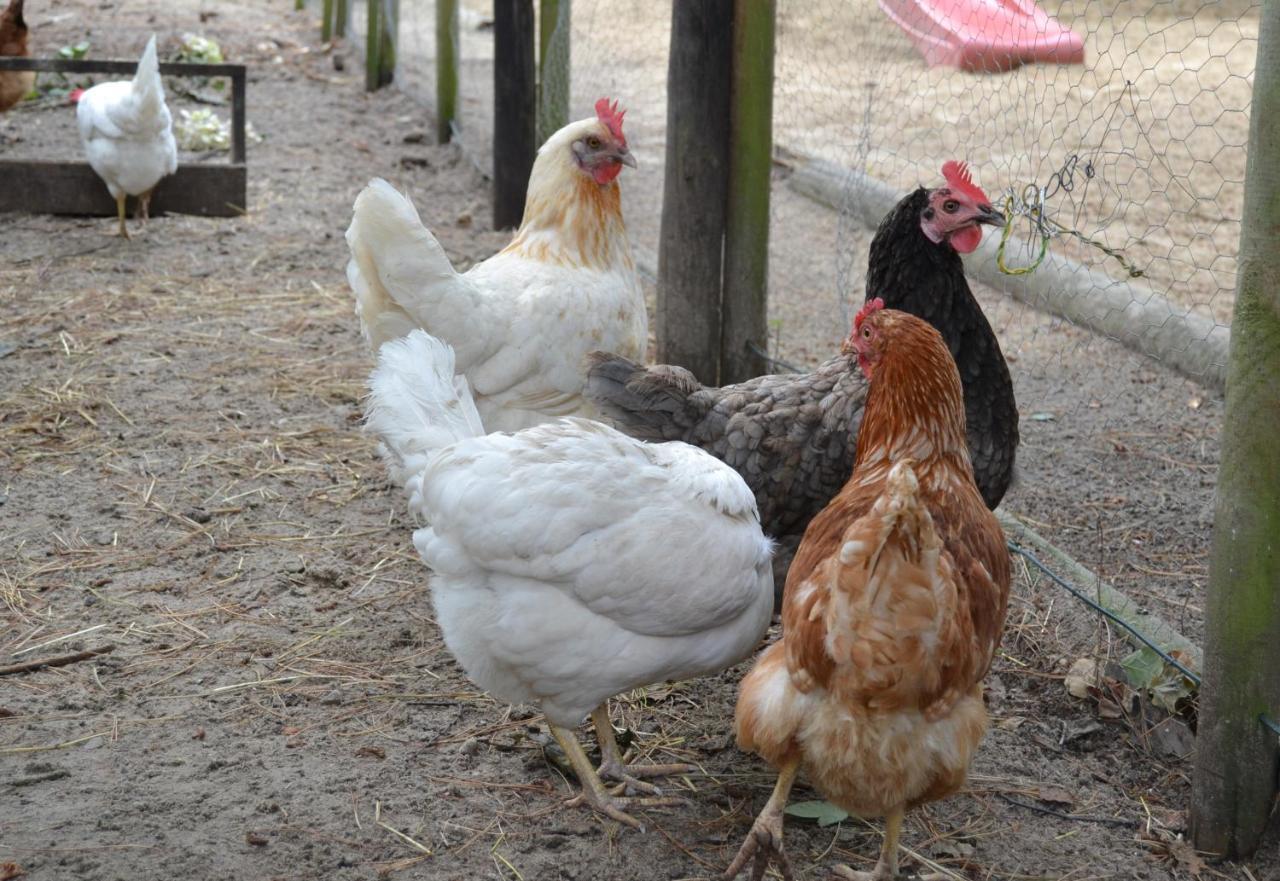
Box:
[879, 0, 1085, 72]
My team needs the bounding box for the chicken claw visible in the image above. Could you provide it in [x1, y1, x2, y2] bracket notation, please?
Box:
[550, 723, 684, 831]
[593, 705, 695, 797]
[722, 807, 792, 881]
[828, 808, 946, 881]
[723, 758, 800, 881]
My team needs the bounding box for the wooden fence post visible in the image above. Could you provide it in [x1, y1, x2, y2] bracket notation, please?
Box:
[720, 0, 775, 383]
[322, 0, 334, 43]
[493, 0, 537, 229]
[657, 0, 733, 383]
[365, 0, 396, 90]
[335, 0, 348, 39]
[437, 0, 459, 144]
[1190, 0, 1280, 860]
[537, 0, 570, 145]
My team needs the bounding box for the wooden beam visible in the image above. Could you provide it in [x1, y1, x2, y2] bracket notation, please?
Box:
[0, 161, 247, 217]
[720, 0, 776, 383]
[537, 0, 570, 145]
[0, 57, 246, 77]
[657, 0, 733, 384]
[322, 0, 335, 42]
[493, 0, 537, 230]
[436, 0, 459, 143]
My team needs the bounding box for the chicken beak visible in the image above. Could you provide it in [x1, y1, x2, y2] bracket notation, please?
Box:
[617, 149, 638, 170]
[976, 204, 1006, 227]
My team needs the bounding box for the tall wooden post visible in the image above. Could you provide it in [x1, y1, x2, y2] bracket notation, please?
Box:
[493, 0, 537, 229]
[537, 0, 571, 145]
[437, 0, 459, 143]
[657, 0, 733, 383]
[720, 0, 775, 383]
[1191, 0, 1280, 860]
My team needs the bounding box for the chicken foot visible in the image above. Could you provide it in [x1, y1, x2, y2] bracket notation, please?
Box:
[592, 705, 695, 797]
[550, 722, 683, 832]
[722, 757, 800, 881]
[829, 807, 945, 881]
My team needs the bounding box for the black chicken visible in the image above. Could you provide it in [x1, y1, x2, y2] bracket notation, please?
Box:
[585, 161, 1019, 605]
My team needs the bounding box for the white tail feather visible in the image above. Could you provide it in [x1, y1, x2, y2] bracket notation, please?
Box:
[131, 35, 166, 119]
[346, 179, 473, 350]
[366, 330, 485, 490]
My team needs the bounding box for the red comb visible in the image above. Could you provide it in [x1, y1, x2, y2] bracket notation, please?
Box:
[941, 160, 989, 204]
[595, 97, 627, 148]
[854, 297, 885, 331]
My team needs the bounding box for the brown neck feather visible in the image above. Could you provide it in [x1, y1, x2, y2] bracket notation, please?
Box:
[854, 321, 970, 473]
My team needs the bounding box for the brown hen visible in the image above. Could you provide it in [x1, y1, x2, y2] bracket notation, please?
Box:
[0, 0, 33, 114]
[723, 301, 1011, 881]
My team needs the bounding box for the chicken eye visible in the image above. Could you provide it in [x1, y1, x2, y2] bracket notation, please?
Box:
[943, 200, 959, 213]
[861, 327, 872, 339]
[586, 136, 602, 149]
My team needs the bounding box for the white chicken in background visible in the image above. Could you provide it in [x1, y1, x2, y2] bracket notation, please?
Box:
[347, 98, 646, 433]
[366, 330, 774, 828]
[77, 34, 178, 238]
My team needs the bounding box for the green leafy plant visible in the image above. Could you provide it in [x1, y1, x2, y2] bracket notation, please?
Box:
[58, 40, 91, 60]
[1119, 646, 1196, 713]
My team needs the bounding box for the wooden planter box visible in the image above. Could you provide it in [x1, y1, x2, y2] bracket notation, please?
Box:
[0, 57, 247, 217]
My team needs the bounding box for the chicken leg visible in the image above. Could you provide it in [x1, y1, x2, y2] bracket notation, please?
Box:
[830, 807, 946, 881]
[592, 705, 695, 797]
[550, 721, 684, 831]
[722, 757, 800, 881]
[137, 187, 154, 226]
[114, 193, 129, 239]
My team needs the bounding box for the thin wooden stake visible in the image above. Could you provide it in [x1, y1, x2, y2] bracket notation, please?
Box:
[335, 0, 348, 38]
[436, 0, 459, 143]
[322, 0, 334, 42]
[720, 0, 775, 383]
[365, 0, 381, 91]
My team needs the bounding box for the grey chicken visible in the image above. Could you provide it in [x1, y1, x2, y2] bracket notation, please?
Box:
[585, 161, 1018, 607]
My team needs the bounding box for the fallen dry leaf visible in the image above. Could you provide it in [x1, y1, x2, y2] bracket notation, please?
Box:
[355, 746, 387, 760]
[0, 863, 25, 881]
[245, 831, 269, 847]
[1065, 658, 1097, 699]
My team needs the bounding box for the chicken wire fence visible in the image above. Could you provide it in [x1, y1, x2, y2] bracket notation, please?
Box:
[344, 0, 1251, 684]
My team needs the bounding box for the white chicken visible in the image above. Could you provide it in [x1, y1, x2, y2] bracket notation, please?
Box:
[366, 330, 774, 828]
[347, 98, 646, 433]
[77, 34, 178, 238]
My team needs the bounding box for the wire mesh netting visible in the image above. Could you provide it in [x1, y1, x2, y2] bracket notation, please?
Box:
[349, 0, 1251, 667]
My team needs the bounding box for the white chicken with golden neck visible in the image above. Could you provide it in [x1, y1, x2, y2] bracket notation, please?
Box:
[346, 98, 645, 433]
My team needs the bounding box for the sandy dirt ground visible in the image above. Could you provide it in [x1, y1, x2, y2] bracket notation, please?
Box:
[2, 2, 1278, 880]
